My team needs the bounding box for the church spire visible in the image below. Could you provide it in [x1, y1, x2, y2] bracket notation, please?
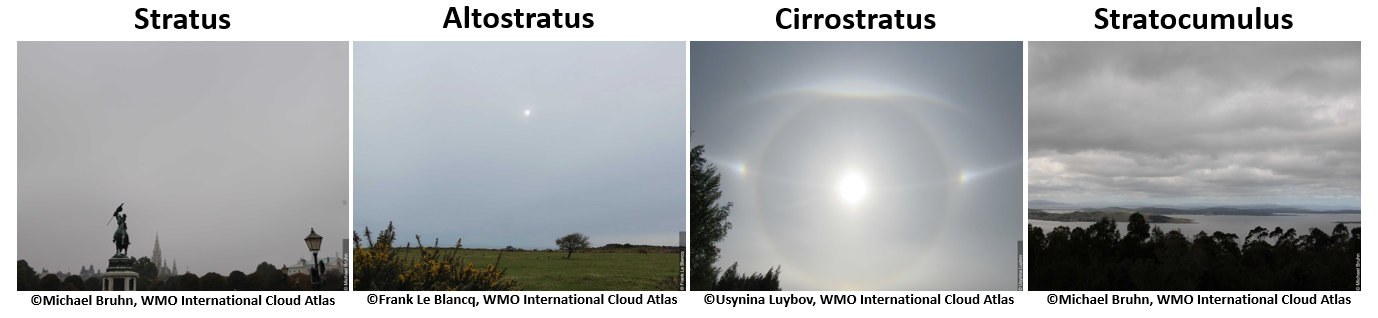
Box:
[152, 232, 163, 271]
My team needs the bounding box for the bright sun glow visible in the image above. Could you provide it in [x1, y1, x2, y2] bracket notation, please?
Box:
[839, 173, 867, 205]
[524, 110, 531, 116]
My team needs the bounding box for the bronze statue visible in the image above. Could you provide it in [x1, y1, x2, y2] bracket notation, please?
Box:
[111, 203, 130, 256]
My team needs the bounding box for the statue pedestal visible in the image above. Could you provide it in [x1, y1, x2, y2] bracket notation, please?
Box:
[102, 255, 139, 291]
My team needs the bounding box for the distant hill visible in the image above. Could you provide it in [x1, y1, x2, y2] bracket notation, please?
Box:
[1076, 201, 1159, 208]
[1136, 207, 1276, 216]
[1041, 202, 1359, 215]
[1293, 205, 1362, 212]
[1208, 203, 1292, 209]
[1297, 210, 1361, 214]
[1029, 209, 1193, 223]
[1136, 207, 1359, 216]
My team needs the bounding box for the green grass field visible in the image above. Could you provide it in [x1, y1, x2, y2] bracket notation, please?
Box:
[395, 248, 682, 291]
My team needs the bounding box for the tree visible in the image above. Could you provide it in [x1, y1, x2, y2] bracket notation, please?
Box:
[146, 279, 165, 291]
[691, 144, 733, 290]
[324, 272, 344, 291]
[138, 277, 152, 291]
[1029, 221, 1360, 291]
[288, 273, 313, 291]
[17, 260, 38, 291]
[246, 272, 266, 291]
[251, 261, 292, 290]
[254, 262, 278, 281]
[62, 275, 85, 291]
[85, 276, 101, 291]
[134, 256, 159, 279]
[267, 270, 289, 291]
[714, 263, 782, 291]
[556, 233, 591, 258]
[228, 271, 250, 291]
[1124, 213, 1150, 243]
[200, 272, 228, 291]
[164, 276, 179, 291]
[177, 273, 200, 291]
[38, 274, 62, 291]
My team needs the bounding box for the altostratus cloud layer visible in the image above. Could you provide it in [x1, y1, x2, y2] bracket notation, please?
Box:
[1029, 42, 1359, 206]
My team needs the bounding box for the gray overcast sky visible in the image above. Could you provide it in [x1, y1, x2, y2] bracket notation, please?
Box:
[692, 42, 1022, 290]
[18, 42, 349, 275]
[353, 42, 686, 250]
[1029, 42, 1360, 207]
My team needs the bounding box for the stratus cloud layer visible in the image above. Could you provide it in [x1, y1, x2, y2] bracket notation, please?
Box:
[1029, 42, 1358, 204]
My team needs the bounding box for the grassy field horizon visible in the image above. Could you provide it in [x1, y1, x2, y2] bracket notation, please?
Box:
[392, 248, 682, 291]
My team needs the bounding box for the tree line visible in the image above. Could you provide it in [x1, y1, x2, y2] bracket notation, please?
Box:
[17, 259, 345, 291]
[1028, 213, 1359, 290]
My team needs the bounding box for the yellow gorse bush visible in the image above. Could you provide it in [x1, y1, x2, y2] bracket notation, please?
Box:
[353, 222, 405, 290]
[397, 235, 521, 291]
[353, 222, 521, 291]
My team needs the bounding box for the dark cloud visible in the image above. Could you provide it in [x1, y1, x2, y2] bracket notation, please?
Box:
[1029, 42, 1359, 205]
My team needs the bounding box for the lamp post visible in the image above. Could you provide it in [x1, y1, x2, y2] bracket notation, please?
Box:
[304, 228, 324, 291]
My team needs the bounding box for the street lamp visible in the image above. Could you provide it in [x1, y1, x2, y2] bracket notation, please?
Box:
[304, 228, 324, 291]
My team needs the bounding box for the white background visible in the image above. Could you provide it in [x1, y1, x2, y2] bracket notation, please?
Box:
[2, 0, 1371, 316]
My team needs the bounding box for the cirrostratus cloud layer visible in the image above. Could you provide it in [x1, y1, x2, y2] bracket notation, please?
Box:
[1029, 42, 1359, 206]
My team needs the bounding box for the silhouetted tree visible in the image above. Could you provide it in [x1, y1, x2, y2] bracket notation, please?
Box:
[254, 262, 278, 282]
[62, 275, 85, 291]
[246, 272, 266, 291]
[556, 233, 591, 258]
[85, 276, 101, 291]
[267, 270, 289, 291]
[137, 277, 152, 291]
[164, 276, 179, 291]
[17, 260, 38, 291]
[228, 270, 250, 291]
[134, 256, 159, 279]
[691, 144, 733, 290]
[38, 274, 61, 291]
[200, 272, 228, 291]
[713, 262, 782, 291]
[324, 272, 344, 291]
[177, 273, 200, 291]
[288, 273, 313, 291]
[692, 143, 783, 291]
[147, 279, 165, 291]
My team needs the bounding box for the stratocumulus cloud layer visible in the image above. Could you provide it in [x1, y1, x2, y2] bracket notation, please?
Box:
[1029, 42, 1359, 206]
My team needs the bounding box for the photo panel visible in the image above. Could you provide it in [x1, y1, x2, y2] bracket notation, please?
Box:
[17, 42, 350, 291]
[690, 41, 1024, 291]
[1026, 41, 1360, 291]
[351, 41, 688, 291]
